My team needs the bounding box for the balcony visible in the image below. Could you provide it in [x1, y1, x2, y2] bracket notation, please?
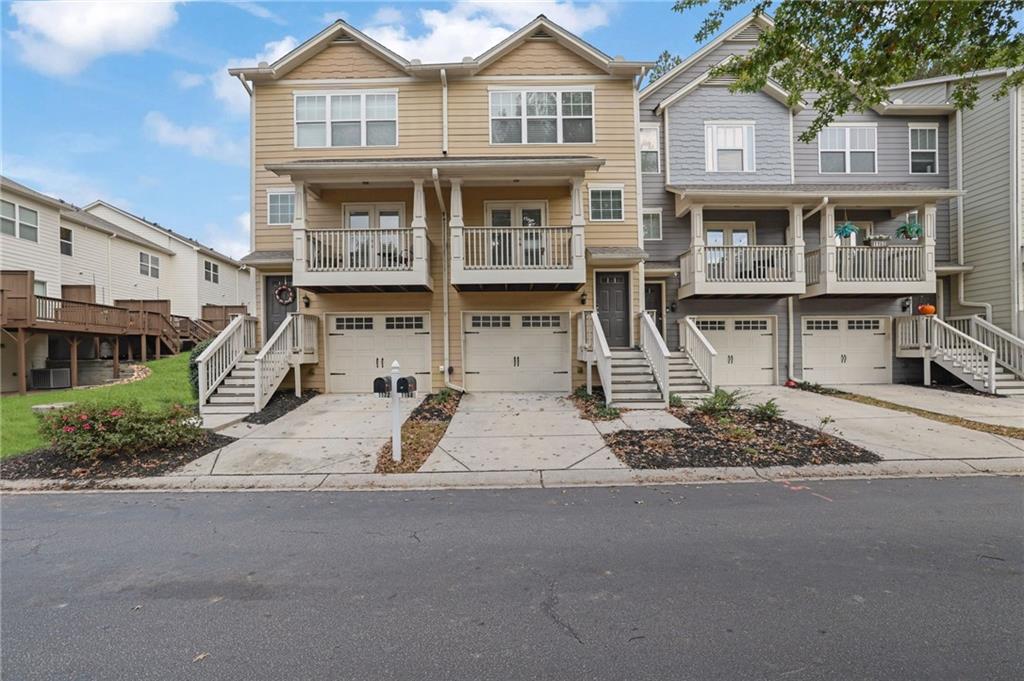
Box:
[292, 227, 433, 292]
[678, 245, 805, 297]
[451, 225, 585, 290]
[803, 244, 933, 296]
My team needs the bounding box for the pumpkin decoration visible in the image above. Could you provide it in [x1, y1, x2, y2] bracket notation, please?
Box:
[917, 303, 936, 316]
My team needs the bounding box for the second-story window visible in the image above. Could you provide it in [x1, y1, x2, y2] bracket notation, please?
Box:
[819, 125, 876, 174]
[589, 186, 623, 221]
[490, 89, 594, 144]
[705, 122, 755, 172]
[640, 125, 661, 173]
[294, 92, 398, 148]
[204, 260, 220, 284]
[267, 189, 295, 225]
[642, 210, 662, 240]
[139, 252, 160, 278]
[60, 227, 73, 256]
[909, 124, 938, 174]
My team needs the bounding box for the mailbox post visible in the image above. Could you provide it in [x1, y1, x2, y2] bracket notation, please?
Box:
[389, 360, 402, 463]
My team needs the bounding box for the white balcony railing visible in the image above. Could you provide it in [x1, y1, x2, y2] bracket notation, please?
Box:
[293, 226, 432, 289]
[805, 244, 933, 295]
[678, 245, 804, 296]
[451, 225, 585, 286]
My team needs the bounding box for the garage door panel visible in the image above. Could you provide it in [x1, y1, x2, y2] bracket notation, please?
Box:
[802, 316, 890, 385]
[464, 312, 570, 392]
[696, 317, 776, 386]
[328, 314, 432, 394]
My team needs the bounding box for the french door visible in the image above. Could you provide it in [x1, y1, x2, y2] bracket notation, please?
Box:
[486, 202, 547, 268]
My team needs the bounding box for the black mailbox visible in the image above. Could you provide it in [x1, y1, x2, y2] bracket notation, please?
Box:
[405, 376, 417, 395]
[373, 376, 390, 397]
[396, 377, 409, 395]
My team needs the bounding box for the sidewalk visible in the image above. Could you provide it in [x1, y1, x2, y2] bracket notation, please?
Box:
[830, 383, 1024, 429]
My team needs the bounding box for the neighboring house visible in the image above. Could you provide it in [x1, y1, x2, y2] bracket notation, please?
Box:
[220, 15, 649, 411]
[888, 71, 1023, 338]
[84, 201, 253, 319]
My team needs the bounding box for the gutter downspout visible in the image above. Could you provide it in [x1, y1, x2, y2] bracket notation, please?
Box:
[1009, 84, 1021, 335]
[787, 295, 797, 382]
[803, 196, 828, 220]
[432, 168, 464, 392]
[953, 108, 993, 322]
[440, 69, 449, 156]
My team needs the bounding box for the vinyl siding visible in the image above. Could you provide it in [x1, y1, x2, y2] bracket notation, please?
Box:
[287, 43, 407, 79]
[0, 191, 61, 297]
[197, 256, 253, 312]
[641, 37, 758, 106]
[476, 39, 607, 76]
[889, 82, 949, 105]
[59, 222, 111, 303]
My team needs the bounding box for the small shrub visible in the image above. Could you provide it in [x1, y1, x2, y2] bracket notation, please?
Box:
[669, 393, 685, 409]
[40, 401, 203, 460]
[795, 381, 840, 396]
[749, 398, 784, 421]
[695, 388, 747, 416]
[434, 387, 454, 402]
[593, 404, 621, 419]
[188, 338, 215, 400]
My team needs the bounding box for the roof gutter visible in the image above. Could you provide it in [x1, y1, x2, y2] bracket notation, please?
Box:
[234, 73, 252, 96]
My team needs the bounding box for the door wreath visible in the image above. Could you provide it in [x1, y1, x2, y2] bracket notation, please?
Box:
[274, 282, 295, 306]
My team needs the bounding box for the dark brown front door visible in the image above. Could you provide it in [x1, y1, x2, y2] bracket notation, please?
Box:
[596, 271, 630, 347]
[264, 275, 297, 337]
[644, 282, 664, 331]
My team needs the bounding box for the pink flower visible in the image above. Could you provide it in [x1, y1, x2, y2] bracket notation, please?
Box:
[79, 413, 88, 421]
[109, 409, 124, 418]
[83, 423, 92, 430]
[63, 426, 76, 433]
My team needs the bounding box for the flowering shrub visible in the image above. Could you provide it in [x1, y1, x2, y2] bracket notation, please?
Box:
[39, 401, 203, 459]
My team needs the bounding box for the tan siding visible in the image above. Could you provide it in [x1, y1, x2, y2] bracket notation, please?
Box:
[287, 44, 406, 79]
[477, 40, 607, 76]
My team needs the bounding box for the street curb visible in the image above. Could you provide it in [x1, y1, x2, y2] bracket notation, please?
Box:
[2, 457, 1020, 493]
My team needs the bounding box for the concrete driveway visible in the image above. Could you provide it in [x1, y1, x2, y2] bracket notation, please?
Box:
[745, 386, 1024, 461]
[423, 393, 684, 472]
[179, 395, 416, 476]
[832, 383, 1024, 429]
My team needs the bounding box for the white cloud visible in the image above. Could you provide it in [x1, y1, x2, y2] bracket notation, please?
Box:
[205, 211, 251, 259]
[229, 2, 286, 25]
[361, 1, 614, 63]
[212, 36, 298, 116]
[173, 70, 206, 89]
[320, 9, 349, 24]
[2, 154, 132, 207]
[143, 112, 246, 166]
[8, 0, 179, 77]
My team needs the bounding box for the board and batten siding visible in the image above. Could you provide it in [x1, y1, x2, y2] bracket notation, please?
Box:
[0, 190, 61, 297]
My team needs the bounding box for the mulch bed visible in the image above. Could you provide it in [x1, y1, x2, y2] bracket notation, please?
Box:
[0, 432, 235, 482]
[569, 388, 623, 421]
[605, 408, 881, 469]
[376, 391, 462, 474]
[244, 390, 319, 425]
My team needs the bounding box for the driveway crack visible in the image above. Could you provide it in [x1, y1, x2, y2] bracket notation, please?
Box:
[535, 572, 584, 645]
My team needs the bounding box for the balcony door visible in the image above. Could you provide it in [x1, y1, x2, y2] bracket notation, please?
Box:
[486, 202, 546, 268]
[705, 222, 754, 280]
[343, 203, 406, 270]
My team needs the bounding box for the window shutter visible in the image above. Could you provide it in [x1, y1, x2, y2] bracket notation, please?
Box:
[704, 125, 715, 171]
[744, 125, 756, 171]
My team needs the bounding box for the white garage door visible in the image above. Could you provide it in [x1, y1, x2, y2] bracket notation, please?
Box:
[694, 316, 776, 386]
[463, 312, 571, 392]
[327, 313, 432, 393]
[802, 316, 891, 384]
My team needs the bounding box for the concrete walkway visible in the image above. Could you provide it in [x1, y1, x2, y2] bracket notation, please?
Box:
[179, 395, 416, 476]
[422, 393, 684, 472]
[744, 386, 1024, 461]
[831, 383, 1024, 429]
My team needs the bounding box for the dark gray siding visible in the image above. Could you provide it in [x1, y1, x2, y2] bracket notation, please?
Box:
[888, 82, 950, 105]
[640, 37, 758, 107]
[666, 86, 792, 184]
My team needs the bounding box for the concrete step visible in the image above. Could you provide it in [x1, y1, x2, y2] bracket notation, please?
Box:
[208, 395, 255, 405]
[998, 388, 1024, 395]
[613, 389, 662, 400]
[202, 404, 256, 415]
[610, 399, 666, 410]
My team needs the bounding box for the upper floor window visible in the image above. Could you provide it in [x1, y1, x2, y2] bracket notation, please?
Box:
[642, 210, 662, 240]
[490, 89, 594, 145]
[139, 252, 160, 278]
[909, 124, 938, 174]
[1, 200, 38, 241]
[295, 91, 397, 148]
[589, 186, 623, 221]
[705, 122, 755, 172]
[819, 125, 876, 174]
[267, 189, 295, 225]
[60, 227, 73, 256]
[33, 280, 47, 297]
[640, 125, 661, 173]
[204, 260, 220, 284]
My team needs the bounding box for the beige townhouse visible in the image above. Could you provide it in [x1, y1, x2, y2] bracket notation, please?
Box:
[210, 16, 651, 414]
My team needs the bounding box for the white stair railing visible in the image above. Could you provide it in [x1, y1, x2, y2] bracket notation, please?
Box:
[951, 315, 1024, 379]
[254, 313, 320, 411]
[196, 314, 258, 413]
[680, 317, 716, 389]
[640, 311, 670, 405]
[928, 316, 998, 393]
[590, 312, 614, 406]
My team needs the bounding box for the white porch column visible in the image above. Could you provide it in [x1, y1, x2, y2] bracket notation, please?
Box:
[689, 204, 705, 289]
[570, 177, 585, 227]
[788, 204, 805, 285]
[921, 202, 937, 287]
[570, 177, 586, 274]
[449, 178, 464, 276]
[411, 179, 427, 228]
[821, 202, 837, 287]
[291, 180, 307, 271]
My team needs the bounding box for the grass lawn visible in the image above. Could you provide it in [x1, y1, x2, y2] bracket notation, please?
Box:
[0, 354, 194, 459]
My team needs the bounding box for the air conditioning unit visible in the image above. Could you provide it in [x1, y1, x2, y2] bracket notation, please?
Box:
[31, 368, 71, 390]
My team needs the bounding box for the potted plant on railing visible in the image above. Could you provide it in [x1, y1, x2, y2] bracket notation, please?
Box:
[895, 220, 923, 243]
[834, 221, 859, 241]
[864, 234, 891, 248]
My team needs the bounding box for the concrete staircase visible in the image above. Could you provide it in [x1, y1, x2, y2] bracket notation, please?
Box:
[609, 349, 665, 409]
[667, 352, 712, 400]
[994, 365, 1024, 396]
[202, 352, 257, 415]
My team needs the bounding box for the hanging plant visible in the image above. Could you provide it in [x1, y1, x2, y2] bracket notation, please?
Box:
[834, 221, 859, 239]
[895, 221, 923, 240]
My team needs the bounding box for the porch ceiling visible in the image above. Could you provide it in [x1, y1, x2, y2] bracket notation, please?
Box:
[668, 183, 961, 210]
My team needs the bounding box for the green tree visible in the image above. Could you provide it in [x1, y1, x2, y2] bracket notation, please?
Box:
[646, 50, 684, 86]
[673, 0, 1024, 140]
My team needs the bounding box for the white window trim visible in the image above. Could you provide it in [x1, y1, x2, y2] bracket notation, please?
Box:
[293, 89, 399, 149]
[488, 86, 596, 145]
[705, 221, 757, 246]
[139, 252, 160, 279]
[640, 123, 661, 174]
[1, 200, 39, 242]
[204, 260, 220, 284]
[60, 226, 73, 256]
[483, 200, 550, 226]
[342, 202, 407, 229]
[266, 188, 296, 226]
[587, 184, 625, 222]
[642, 209, 663, 241]
[908, 122, 940, 175]
[817, 123, 878, 175]
[704, 121, 756, 173]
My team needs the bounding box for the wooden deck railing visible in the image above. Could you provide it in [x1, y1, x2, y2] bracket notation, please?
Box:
[33, 296, 131, 334]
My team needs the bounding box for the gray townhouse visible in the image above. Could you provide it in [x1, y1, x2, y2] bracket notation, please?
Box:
[628, 13, 1023, 397]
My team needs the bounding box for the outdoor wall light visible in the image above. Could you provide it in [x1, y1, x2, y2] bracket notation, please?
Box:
[302, 294, 311, 309]
[900, 297, 912, 312]
[670, 302, 677, 313]
[580, 292, 588, 305]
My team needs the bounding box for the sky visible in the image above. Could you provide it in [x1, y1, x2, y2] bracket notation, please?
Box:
[1, 0, 753, 260]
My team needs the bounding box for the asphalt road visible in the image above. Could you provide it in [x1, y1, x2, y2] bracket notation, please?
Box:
[2, 477, 1022, 680]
